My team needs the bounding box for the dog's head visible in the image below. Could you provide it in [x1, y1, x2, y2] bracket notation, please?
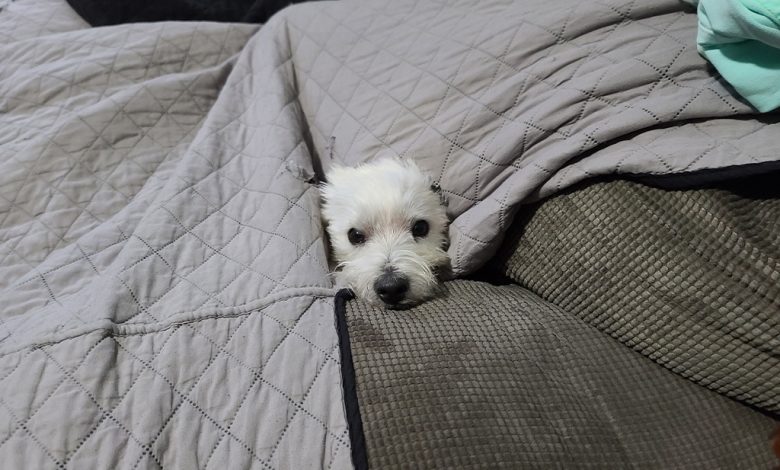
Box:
[320, 157, 450, 309]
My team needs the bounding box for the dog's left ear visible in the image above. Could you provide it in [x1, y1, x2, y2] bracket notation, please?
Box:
[431, 182, 448, 207]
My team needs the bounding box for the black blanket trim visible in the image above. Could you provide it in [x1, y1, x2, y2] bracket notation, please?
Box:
[335, 288, 369, 470]
[65, 0, 321, 26]
[629, 160, 780, 191]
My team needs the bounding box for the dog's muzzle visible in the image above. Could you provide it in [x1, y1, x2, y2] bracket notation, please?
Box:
[373, 269, 409, 306]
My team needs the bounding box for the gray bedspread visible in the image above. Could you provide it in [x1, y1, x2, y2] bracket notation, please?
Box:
[0, 1, 349, 468]
[1, 0, 777, 468]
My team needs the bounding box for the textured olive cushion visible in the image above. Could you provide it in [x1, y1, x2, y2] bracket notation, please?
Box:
[341, 280, 777, 469]
[491, 174, 780, 413]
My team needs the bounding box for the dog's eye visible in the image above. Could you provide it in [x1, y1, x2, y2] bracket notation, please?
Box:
[347, 228, 366, 245]
[411, 220, 429, 238]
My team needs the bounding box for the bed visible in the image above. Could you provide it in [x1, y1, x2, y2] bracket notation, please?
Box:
[0, 0, 777, 468]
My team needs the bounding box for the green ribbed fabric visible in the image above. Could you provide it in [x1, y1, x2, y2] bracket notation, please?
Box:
[344, 280, 776, 469]
[494, 175, 780, 413]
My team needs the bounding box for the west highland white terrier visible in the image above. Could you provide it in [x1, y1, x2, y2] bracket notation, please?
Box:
[320, 157, 450, 309]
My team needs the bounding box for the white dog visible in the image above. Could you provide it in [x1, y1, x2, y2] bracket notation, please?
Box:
[320, 157, 450, 309]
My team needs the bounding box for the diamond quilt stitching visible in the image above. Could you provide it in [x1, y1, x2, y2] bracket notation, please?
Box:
[2, 0, 779, 468]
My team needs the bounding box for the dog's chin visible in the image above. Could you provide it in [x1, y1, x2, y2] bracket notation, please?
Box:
[364, 284, 441, 310]
[348, 284, 434, 310]
[377, 297, 423, 311]
[382, 302, 415, 311]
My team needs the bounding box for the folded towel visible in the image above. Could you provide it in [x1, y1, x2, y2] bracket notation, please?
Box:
[690, 0, 780, 112]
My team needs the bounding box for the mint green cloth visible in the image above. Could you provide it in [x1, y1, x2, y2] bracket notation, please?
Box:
[693, 0, 780, 112]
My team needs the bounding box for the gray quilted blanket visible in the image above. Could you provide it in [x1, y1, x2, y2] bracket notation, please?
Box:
[1, 0, 777, 468]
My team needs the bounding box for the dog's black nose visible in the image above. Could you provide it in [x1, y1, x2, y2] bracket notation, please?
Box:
[374, 271, 409, 305]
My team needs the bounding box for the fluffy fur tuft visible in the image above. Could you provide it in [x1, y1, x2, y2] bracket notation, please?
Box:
[320, 157, 450, 308]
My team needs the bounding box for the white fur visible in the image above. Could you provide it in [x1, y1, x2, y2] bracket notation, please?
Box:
[320, 157, 450, 308]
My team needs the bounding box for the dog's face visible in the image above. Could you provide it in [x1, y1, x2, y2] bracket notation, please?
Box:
[320, 158, 450, 309]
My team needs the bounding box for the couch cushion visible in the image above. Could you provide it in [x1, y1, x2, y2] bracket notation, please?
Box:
[338, 280, 776, 469]
[491, 173, 780, 414]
